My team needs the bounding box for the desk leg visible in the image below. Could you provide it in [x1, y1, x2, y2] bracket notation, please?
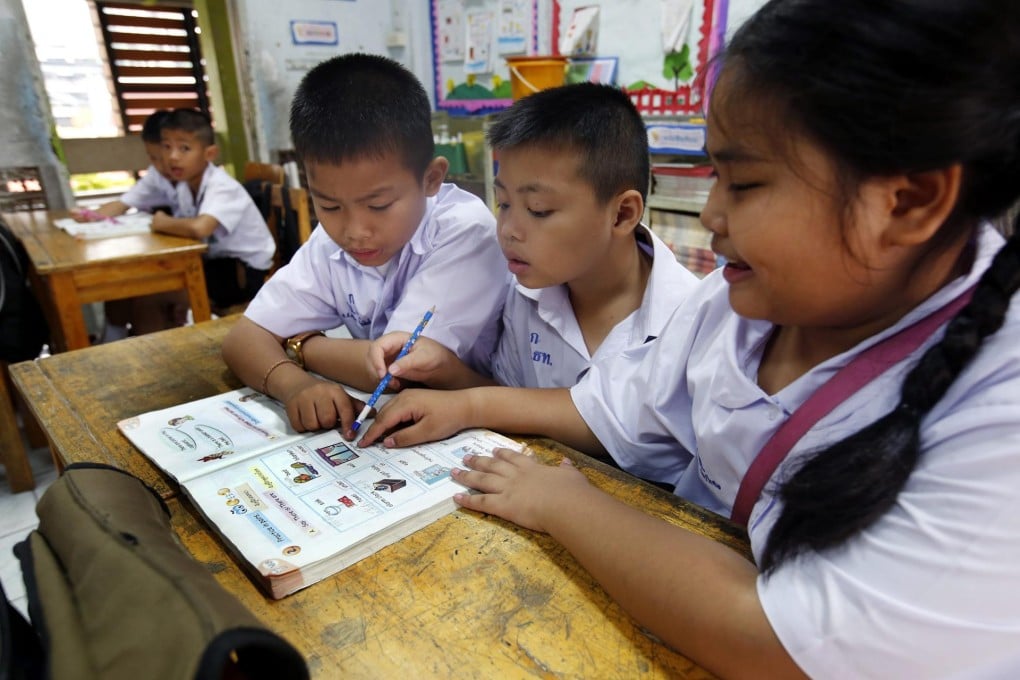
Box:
[0, 363, 35, 493]
[47, 272, 91, 350]
[185, 257, 211, 323]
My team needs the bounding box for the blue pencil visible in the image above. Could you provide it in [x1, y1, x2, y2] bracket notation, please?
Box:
[351, 306, 435, 432]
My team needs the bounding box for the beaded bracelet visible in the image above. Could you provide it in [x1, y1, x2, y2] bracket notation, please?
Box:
[260, 358, 298, 394]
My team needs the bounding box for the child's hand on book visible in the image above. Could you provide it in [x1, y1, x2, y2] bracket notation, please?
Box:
[452, 448, 591, 533]
[356, 387, 469, 448]
[282, 378, 358, 434]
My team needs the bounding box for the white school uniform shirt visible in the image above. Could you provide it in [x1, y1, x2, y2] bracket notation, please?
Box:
[120, 165, 177, 213]
[244, 183, 508, 373]
[491, 225, 698, 387]
[572, 224, 1020, 677]
[175, 163, 275, 271]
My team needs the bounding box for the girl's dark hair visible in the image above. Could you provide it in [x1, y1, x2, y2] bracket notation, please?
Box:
[715, 0, 1020, 572]
[289, 53, 434, 177]
[486, 83, 650, 204]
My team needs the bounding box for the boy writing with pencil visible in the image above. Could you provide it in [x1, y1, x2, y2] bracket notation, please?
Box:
[357, 83, 697, 448]
[222, 53, 508, 434]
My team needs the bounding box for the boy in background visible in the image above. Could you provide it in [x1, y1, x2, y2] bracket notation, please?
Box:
[357, 83, 698, 448]
[152, 108, 276, 312]
[221, 54, 508, 434]
[72, 109, 176, 221]
[71, 109, 178, 341]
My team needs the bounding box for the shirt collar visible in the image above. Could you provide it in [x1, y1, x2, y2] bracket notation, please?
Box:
[712, 222, 1005, 410]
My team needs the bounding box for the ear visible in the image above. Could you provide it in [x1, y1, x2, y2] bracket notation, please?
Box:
[422, 157, 448, 196]
[881, 165, 962, 247]
[204, 144, 219, 164]
[610, 189, 644, 236]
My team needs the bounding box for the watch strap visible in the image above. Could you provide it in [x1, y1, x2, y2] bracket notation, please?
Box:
[286, 330, 325, 368]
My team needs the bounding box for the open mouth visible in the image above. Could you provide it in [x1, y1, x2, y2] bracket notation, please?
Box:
[721, 259, 753, 283]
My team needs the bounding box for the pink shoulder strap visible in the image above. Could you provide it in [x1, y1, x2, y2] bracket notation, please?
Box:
[730, 285, 977, 527]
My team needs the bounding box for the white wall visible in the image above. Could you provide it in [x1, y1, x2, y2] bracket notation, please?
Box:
[726, 0, 765, 36]
[0, 0, 73, 209]
[232, 0, 437, 161]
[555, 0, 766, 91]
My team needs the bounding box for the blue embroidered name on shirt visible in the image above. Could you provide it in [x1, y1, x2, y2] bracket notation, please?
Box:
[697, 458, 721, 490]
[342, 293, 371, 327]
[532, 350, 552, 366]
[529, 332, 552, 366]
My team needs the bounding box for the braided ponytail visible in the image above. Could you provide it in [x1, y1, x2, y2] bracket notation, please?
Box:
[761, 221, 1020, 573]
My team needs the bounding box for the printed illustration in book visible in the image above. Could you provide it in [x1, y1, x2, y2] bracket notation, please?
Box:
[118, 388, 522, 599]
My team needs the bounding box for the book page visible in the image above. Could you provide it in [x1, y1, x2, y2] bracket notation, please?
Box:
[53, 212, 153, 239]
[118, 388, 303, 483]
[180, 428, 521, 598]
[118, 386, 393, 485]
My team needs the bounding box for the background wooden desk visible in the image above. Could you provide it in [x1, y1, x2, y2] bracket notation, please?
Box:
[10, 317, 751, 678]
[2, 209, 211, 352]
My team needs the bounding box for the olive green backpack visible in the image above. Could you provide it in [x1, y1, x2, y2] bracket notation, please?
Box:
[2, 463, 308, 680]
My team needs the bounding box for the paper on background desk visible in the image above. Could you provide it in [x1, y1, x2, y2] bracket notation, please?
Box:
[54, 213, 152, 239]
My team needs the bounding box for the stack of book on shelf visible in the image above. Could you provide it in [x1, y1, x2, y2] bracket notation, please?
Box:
[650, 163, 714, 201]
[118, 387, 522, 599]
[648, 209, 719, 276]
[648, 163, 717, 276]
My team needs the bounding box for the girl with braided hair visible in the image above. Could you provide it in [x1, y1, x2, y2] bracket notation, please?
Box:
[446, 0, 1020, 676]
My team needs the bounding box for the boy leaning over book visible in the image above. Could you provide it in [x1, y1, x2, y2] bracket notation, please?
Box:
[357, 83, 698, 448]
[222, 53, 508, 435]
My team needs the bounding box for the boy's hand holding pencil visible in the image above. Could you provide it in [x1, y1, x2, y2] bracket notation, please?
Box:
[352, 306, 435, 432]
[365, 331, 464, 391]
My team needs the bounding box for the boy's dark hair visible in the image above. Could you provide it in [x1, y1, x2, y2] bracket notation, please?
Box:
[486, 83, 649, 204]
[289, 53, 434, 176]
[717, 0, 1020, 573]
[163, 108, 215, 147]
[140, 110, 171, 144]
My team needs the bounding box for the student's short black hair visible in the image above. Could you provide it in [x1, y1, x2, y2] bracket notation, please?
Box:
[486, 83, 650, 204]
[289, 53, 434, 176]
[140, 110, 171, 144]
[162, 108, 215, 147]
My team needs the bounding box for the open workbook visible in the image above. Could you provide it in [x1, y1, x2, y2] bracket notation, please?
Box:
[117, 387, 521, 599]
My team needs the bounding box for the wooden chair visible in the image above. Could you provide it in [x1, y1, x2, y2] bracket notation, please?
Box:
[1, 362, 35, 492]
[267, 184, 313, 275]
[242, 161, 285, 185]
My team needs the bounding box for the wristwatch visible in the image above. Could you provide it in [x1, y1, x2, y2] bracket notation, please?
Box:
[285, 330, 325, 368]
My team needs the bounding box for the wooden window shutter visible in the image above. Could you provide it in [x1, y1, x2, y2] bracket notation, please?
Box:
[95, 1, 210, 133]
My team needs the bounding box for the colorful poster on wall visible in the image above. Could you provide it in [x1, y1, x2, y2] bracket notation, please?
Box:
[464, 10, 494, 74]
[431, 0, 556, 115]
[438, 0, 465, 62]
[497, 0, 530, 54]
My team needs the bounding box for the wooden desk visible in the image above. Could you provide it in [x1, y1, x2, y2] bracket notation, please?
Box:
[2, 209, 211, 351]
[10, 318, 750, 678]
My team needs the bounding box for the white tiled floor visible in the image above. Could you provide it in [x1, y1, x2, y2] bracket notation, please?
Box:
[0, 434, 58, 619]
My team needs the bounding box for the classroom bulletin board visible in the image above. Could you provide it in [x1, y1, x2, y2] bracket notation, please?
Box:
[431, 0, 558, 115]
[431, 0, 727, 117]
